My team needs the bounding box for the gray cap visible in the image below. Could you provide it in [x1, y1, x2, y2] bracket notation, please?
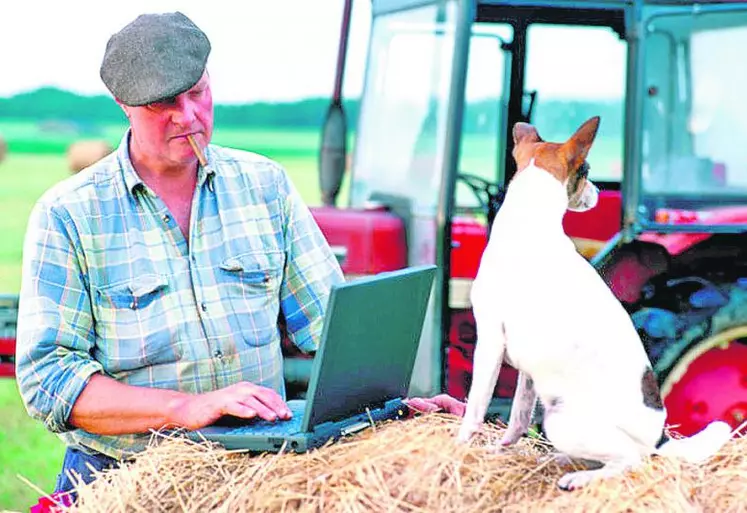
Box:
[100, 12, 211, 106]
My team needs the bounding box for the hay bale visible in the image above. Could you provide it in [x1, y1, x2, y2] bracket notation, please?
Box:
[0, 134, 7, 164]
[60, 415, 746, 513]
[67, 140, 113, 173]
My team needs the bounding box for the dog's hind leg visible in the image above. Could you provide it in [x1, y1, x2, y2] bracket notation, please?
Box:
[543, 409, 647, 491]
[500, 371, 538, 446]
[457, 322, 506, 443]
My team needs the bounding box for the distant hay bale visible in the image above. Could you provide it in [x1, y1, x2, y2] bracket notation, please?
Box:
[0, 134, 7, 164]
[67, 140, 113, 173]
[55, 414, 746, 513]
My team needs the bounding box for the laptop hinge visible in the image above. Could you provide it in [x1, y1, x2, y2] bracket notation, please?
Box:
[340, 421, 372, 436]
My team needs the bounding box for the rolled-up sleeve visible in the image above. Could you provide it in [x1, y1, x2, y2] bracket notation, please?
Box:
[15, 201, 102, 434]
[276, 169, 344, 353]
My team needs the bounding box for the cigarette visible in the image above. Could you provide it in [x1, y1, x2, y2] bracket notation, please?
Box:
[187, 134, 207, 166]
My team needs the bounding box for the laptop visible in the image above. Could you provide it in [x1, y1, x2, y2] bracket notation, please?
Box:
[189, 264, 438, 453]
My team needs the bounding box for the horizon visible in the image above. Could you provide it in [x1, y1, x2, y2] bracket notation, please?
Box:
[0, 85, 625, 106]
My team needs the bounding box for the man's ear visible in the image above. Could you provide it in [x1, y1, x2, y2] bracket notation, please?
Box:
[513, 122, 542, 146]
[115, 98, 131, 119]
[562, 116, 600, 171]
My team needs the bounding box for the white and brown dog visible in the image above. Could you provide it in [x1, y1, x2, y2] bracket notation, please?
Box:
[456, 116, 734, 491]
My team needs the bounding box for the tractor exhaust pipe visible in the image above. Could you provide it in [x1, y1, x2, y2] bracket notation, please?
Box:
[319, 0, 352, 207]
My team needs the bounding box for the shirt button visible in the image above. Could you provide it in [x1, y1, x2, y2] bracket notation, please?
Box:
[201, 302, 208, 312]
[163, 214, 171, 224]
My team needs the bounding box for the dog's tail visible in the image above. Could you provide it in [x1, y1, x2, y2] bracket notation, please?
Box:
[655, 420, 734, 464]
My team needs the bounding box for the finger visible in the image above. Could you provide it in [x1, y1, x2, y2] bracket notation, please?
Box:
[432, 394, 467, 417]
[222, 402, 258, 420]
[241, 384, 292, 419]
[404, 398, 440, 414]
[240, 395, 286, 422]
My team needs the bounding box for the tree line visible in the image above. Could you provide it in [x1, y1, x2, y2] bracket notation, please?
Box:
[0, 87, 623, 138]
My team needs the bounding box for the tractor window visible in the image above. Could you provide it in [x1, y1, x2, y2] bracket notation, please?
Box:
[640, 11, 747, 225]
[455, 23, 513, 217]
[349, 1, 460, 211]
[524, 24, 627, 184]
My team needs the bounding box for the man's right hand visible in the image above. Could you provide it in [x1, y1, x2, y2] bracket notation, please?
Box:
[69, 374, 293, 436]
[169, 381, 293, 431]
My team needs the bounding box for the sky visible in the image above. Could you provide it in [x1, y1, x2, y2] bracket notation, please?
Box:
[0, 0, 626, 104]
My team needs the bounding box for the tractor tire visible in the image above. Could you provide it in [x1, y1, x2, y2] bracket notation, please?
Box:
[631, 277, 747, 437]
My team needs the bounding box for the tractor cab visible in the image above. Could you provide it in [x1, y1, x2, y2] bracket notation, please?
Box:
[297, 0, 747, 436]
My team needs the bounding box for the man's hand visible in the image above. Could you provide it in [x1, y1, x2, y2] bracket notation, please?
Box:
[68, 374, 292, 436]
[404, 394, 466, 417]
[168, 381, 292, 431]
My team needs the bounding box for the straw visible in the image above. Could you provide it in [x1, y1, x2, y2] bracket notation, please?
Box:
[59, 414, 746, 513]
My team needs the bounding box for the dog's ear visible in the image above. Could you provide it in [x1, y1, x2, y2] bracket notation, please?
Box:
[562, 116, 600, 171]
[513, 122, 542, 145]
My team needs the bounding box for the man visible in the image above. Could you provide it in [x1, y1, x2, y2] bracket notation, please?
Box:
[15, 11, 464, 497]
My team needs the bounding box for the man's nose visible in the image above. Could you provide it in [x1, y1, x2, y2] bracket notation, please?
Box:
[170, 96, 197, 126]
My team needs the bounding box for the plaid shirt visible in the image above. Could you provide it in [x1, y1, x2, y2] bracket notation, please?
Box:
[15, 130, 344, 460]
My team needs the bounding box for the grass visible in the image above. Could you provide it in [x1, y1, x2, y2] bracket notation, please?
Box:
[0, 380, 66, 511]
[0, 154, 71, 293]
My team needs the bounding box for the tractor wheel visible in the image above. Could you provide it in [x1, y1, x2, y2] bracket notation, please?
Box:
[633, 279, 747, 438]
[660, 326, 747, 437]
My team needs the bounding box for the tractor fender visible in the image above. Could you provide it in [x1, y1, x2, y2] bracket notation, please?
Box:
[594, 238, 672, 306]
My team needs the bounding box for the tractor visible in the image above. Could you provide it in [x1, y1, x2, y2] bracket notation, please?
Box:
[288, 0, 747, 439]
[3, 0, 747, 441]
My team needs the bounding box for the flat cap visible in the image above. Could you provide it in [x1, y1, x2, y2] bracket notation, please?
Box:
[100, 12, 211, 106]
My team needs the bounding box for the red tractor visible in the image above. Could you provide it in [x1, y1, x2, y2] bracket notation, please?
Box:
[291, 0, 747, 438]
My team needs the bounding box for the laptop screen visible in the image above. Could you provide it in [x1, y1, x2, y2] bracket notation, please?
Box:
[300, 265, 437, 431]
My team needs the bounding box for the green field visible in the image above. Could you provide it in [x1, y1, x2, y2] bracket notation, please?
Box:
[0, 119, 621, 511]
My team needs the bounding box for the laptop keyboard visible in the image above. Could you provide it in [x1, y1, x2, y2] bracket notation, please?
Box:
[224, 400, 306, 436]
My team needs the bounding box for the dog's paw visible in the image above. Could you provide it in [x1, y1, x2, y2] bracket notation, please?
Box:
[499, 429, 525, 447]
[456, 422, 479, 443]
[557, 470, 597, 492]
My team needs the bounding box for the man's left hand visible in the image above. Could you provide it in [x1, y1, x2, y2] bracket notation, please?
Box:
[404, 394, 466, 417]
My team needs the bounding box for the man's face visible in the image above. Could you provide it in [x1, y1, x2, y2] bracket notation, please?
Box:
[121, 71, 214, 166]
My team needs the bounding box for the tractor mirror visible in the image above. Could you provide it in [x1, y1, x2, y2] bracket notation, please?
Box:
[319, 101, 347, 207]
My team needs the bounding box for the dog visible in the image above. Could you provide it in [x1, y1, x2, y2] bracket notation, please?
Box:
[456, 116, 734, 491]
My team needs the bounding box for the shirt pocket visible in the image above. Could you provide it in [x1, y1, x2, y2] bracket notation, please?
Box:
[92, 273, 180, 374]
[218, 250, 285, 347]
